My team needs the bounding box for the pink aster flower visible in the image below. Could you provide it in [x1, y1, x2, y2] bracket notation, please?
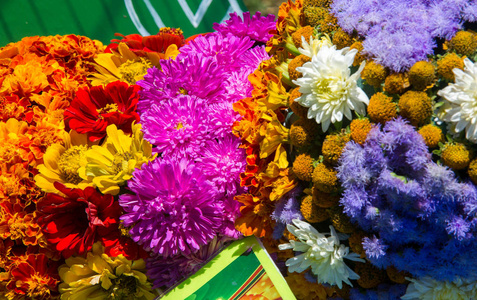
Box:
[119, 157, 223, 257]
[140, 94, 211, 159]
[213, 12, 276, 43]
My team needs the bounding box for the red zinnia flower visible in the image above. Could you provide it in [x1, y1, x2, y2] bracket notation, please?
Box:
[105, 29, 185, 56]
[36, 182, 122, 258]
[64, 80, 140, 142]
[5, 253, 59, 299]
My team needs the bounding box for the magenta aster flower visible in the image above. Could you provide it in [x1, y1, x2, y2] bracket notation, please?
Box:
[206, 103, 242, 139]
[140, 94, 211, 158]
[137, 53, 228, 112]
[178, 33, 254, 71]
[196, 134, 246, 196]
[119, 157, 223, 257]
[213, 12, 276, 43]
[146, 235, 234, 289]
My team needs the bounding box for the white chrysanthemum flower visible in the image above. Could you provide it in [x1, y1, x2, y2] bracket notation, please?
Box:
[293, 44, 369, 132]
[437, 58, 477, 143]
[278, 219, 364, 289]
[401, 276, 477, 300]
[298, 35, 333, 58]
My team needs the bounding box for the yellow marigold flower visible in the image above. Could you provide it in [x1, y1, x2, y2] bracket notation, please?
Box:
[332, 29, 353, 50]
[441, 142, 472, 170]
[367, 92, 397, 124]
[292, 153, 314, 181]
[303, 6, 327, 27]
[288, 54, 311, 81]
[289, 88, 308, 118]
[322, 133, 351, 165]
[312, 187, 340, 208]
[300, 195, 329, 223]
[384, 72, 409, 94]
[361, 61, 388, 88]
[408, 61, 436, 90]
[285, 271, 328, 300]
[259, 111, 290, 159]
[386, 266, 410, 284]
[289, 118, 320, 148]
[348, 231, 366, 258]
[79, 123, 156, 195]
[58, 242, 157, 300]
[258, 72, 289, 112]
[468, 158, 477, 184]
[448, 30, 477, 56]
[34, 130, 96, 195]
[355, 262, 386, 289]
[327, 205, 355, 233]
[437, 53, 465, 81]
[350, 41, 365, 67]
[398, 91, 432, 126]
[292, 26, 315, 48]
[312, 163, 338, 193]
[418, 124, 444, 149]
[350, 118, 372, 145]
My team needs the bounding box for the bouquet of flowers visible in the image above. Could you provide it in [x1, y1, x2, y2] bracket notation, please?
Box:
[231, 0, 477, 299]
[0, 12, 276, 299]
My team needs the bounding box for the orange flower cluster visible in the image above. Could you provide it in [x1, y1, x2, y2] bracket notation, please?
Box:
[233, 57, 298, 238]
[0, 34, 104, 298]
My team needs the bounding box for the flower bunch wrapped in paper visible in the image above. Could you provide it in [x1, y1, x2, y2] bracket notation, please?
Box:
[231, 0, 477, 299]
[0, 12, 277, 299]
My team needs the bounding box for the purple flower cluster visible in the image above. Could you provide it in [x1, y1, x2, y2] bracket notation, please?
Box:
[337, 117, 477, 281]
[122, 14, 274, 289]
[330, 0, 477, 71]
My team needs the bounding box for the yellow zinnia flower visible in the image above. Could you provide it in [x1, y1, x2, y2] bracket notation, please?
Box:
[79, 123, 155, 195]
[34, 130, 96, 195]
[58, 242, 157, 300]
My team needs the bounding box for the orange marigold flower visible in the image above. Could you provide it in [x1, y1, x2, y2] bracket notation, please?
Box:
[350, 118, 372, 145]
[292, 153, 314, 181]
[26, 117, 65, 166]
[418, 124, 444, 149]
[0, 204, 46, 247]
[384, 72, 409, 94]
[408, 60, 436, 91]
[367, 92, 397, 124]
[300, 195, 329, 223]
[0, 163, 42, 208]
[292, 26, 315, 48]
[441, 142, 472, 170]
[0, 59, 51, 97]
[448, 30, 477, 56]
[361, 60, 387, 88]
[4, 253, 60, 299]
[322, 133, 351, 165]
[0, 119, 33, 168]
[235, 192, 275, 237]
[288, 54, 311, 81]
[259, 110, 289, 159]
[312, 163, 339, 193]
[398, 90, 432, 127]
[437, 53, 464, 81]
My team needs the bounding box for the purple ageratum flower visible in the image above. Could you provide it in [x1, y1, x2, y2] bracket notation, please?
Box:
[140, 94, 211, 159]
[271, 186, 303, 239]
[146, 235, 234, 289]
[337, 117, 477, 281]
[119, 157, 223, 257]
[137, 53, 228, 112]
[178, 33, 254, 71]
[330, 0, 477, 71]
[213, 11, 276, 43]
[196, 134, 246, 196]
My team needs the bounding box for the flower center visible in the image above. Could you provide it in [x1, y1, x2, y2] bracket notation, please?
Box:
[97, 103, 120, 115]
[108, 274, 140, 300]
[175, 122, 184, 130]
[112, 152, 134, 174]
[118, 58, 152, 85]
[179, 87, 188, 95]
[314, 76, 348, 105]
[58, 145, 87, 184]
[253, 203, 270, 216]
[25, 274, 53, 298]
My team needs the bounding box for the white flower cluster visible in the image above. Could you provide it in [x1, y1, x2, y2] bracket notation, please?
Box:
[278, 219, 364, 289]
